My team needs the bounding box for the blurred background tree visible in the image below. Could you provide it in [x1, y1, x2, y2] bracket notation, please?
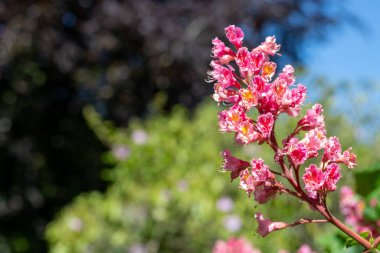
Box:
[0, 0, 354, 252]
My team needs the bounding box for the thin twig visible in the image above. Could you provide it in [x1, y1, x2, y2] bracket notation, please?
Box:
[287, 218, 328, 228]
[374, 236, 380, 248]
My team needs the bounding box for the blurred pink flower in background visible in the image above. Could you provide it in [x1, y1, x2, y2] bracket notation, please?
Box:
[111, 144, 130, 160]
[217, 196, 234, 213]
[212, 237, 261, 253]
[223, 215, 242, 232]
[296, 244, 316, 253]
[340, 186, 379, 237]
[131, 129, 149, 144]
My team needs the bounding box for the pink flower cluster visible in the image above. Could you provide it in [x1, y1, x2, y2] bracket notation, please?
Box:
[208, 25, 367, 244]
[210, 25, 305, 146]
[212, 237, 261, 253]
[340, 186, 379, 237]
[301, 134, 357, 198]
[222, 152, 276, 203]
[209, 25, 357, 203]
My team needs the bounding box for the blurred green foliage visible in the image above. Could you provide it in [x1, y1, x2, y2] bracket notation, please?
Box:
[354, 165, 380, 197]
[45, 97, 380, 253]
[45, 102, 313, 253]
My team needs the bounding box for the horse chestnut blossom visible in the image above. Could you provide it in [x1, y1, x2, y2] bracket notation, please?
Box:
[208, 25, 380, 251]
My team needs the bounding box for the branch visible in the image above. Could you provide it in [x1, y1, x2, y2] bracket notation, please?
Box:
[374, 236, 380, 248]
[274, 182, 302, 199]
[287, 218, 328, 228]
[314, 204, 373, 250]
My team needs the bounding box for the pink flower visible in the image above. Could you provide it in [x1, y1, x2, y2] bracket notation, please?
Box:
[297, 244, 316, 253]
[223, 215, 242, 232]
[286, 84, 307, 116]
[261, 62, 277, 81]
[250, 158, 275, 182]
[283, 137, 308, 166]
[303, 163, 341, 196]
[340, 186, 358, 217]
[224, 25, 244, 49]
[290, 143, 308, 166]
[281, 84, 306, 110]
[238, 158, 276, 199]
[277, 65, 295, 86]
[218, 105, 248, 132]
[323, 163, 341, 192]
[256, 113, 274, 139]
[212, 37, 235, 64]
[322, 136, 342, 162]
[238, 87, 258, 110]
[253, 75, 271, 93]
[254, 213, 287, 237]
[221, 150, 250, 181]
[236, 47, 265, 78]
[298, 104, 325, 131]
[131, 129, 149, 144]
[216, 196, 234, 212]
[302, 164, 325, 197]
[259, 81, 306, 117]
[239, 168, 255, 196]
[212, 237, 261, 253]
[111, 144, 130, 160]
[265, 83, 294, 115]
[212, 82, 240, 105]
[235, 121, 260, 145]
[338, 148, 357, 169]
[273, 79, 288, 100]
[340, 186, 365, 229]
[257, 91, 278, 115]
[301, 128, 327, 158]
[255, 36, 281, 56]
[322, 137, 357, 169]
[339, 186, 378, 237]
[209, 61, 240, 89]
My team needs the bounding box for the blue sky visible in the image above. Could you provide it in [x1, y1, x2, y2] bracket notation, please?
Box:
[306, 0, 380, 83]
[298, 1, 380, 141]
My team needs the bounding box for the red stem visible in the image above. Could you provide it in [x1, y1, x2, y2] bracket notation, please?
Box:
[374, 236, 380, 248]
[314, 204, 373, 250]
[287, 218, 328, 227]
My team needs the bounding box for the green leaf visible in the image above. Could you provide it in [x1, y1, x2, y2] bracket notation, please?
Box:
[345, 237, 358, 248]
[359, 231, 370, 239]
[345, 232, 371, 249]
[354, 164, 380, 197]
